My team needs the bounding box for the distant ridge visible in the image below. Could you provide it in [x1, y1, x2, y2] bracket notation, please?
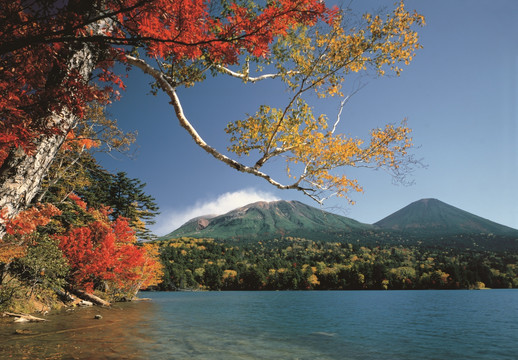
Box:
[158, 198, 518, 250]
[160, 200, 372, 241]
[374, 198, 518, 237]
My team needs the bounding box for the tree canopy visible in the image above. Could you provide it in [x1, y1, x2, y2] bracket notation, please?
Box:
[0, 1, 424, 230]
[157, 237, 518, 291]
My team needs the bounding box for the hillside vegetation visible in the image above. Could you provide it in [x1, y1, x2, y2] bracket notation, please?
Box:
[157, 237, 518, 291]
[155, 199, 518, 291]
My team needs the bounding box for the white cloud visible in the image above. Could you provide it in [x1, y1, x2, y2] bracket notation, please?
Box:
[153, 189, 279, 236]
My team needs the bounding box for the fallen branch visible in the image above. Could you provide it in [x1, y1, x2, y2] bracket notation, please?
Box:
[54, 287, 76, 302]
[3, 312, 47, 322]
[68, 289, 111, 307]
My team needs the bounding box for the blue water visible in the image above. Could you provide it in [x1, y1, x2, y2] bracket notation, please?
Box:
[1, 290, 517, 359]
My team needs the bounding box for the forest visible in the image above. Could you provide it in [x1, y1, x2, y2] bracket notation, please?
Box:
[157, 237, 518, 291]
[0, 107, 163, 312]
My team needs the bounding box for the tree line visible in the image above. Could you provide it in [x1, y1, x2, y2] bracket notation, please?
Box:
[157, 237, 518, 291]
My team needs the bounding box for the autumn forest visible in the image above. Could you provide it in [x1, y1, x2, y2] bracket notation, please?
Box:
[157, 237, 518, 292]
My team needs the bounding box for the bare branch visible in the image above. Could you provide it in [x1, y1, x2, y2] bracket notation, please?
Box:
[216, 64, 298, 83]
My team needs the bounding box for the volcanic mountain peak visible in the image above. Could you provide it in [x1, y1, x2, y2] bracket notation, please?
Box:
[160, 200, 371, 241]
[374, 198, 518, 236]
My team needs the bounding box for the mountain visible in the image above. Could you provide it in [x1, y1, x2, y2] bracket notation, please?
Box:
[166, 214, 218, 235]
[374, 198, 518, 237]
[160, 200, 373, 241]
[158, 198, 518, 250]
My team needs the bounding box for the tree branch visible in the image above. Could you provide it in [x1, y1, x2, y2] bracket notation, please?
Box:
[126, 55, 319, 197]
[216, 64, 298, 83]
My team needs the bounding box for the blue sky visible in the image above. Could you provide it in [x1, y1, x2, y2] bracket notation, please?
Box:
[97, 0, 518, 235]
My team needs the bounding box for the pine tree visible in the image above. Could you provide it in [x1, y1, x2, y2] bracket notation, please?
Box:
[105, 172, 159, 241]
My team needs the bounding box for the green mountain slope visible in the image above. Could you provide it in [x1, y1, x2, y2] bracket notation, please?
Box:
[374, 198, 518, 237]
[158, 198, 518, 250]
[160, 200, 372, 241]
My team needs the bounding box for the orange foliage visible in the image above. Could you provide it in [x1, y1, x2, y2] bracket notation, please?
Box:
[2, 203, 61, 236]
[138, 243, 164, 290]
[62, 130, 100, 151]
[55, 194, 162, 293]
[67, 193, 87, 211]
[0, 243, 27, 265]
[0, 191, 162, 297]
[0, 203, 61, 264]
[56, 217, 145, 292]
[0, 0, 331, 167]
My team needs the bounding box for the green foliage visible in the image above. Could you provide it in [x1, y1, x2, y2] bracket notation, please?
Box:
[108, 172, 160, 240]
[81, 171, 160, 240]
[7, 106, 159, 310]
[40, 156, 160, 240]
[0, 277, 26, 311]
[156, 237, 518, 291]
[0, 235, 69, 311]
[35, 106, 159, 240]
[10, 235, 69, 293]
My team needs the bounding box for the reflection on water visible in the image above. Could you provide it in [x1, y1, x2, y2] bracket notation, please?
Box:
[0, 301, 157, 360]
[1, 290, 517, 360]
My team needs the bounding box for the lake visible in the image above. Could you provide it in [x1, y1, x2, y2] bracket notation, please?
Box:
[1, 290, 517, 359]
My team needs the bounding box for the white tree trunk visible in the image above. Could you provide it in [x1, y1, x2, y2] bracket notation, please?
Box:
[0, 43, 100, 237]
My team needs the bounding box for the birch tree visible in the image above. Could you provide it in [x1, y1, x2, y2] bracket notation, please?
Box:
[0, 0, 424, 236]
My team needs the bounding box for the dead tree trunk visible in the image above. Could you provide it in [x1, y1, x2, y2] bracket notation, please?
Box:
[69, 288, 111, 307]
